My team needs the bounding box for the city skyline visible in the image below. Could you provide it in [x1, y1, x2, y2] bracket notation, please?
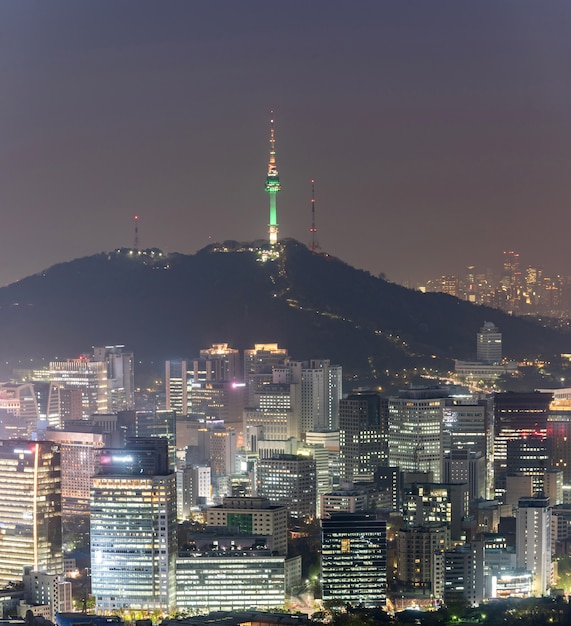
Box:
[2, 2, 571, 287]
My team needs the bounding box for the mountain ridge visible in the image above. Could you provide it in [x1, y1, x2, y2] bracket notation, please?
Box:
[0, 239, 566, 385]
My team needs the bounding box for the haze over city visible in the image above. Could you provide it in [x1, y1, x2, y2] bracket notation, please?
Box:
[2, 1, 571, 287]
[5, 2, 571, 622]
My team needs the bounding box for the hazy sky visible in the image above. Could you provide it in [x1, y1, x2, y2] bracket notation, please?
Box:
[1, 1, 571, 286]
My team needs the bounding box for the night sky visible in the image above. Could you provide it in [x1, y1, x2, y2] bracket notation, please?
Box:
[2, 1, 571, 287]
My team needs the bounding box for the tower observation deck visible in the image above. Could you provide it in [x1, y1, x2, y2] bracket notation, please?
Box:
[265, 116, 281, 245]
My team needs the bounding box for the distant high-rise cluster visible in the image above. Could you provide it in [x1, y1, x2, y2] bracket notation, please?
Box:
[420, 250, 571, 320]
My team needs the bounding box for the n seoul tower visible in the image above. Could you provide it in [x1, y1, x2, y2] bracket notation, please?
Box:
[265, 115, 281, 245]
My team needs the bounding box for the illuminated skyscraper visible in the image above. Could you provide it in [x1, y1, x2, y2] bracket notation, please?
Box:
[165, 359, 189, 415]
[265, 116, 281, 245]
[493, 391, 552, 500]
[195, 343, 241, 382]
[396, 524, 450, 588]
[516, 495, 552, 596]
[90, 439, 177, 612]
[0, 382, 41, 438]
[435, 543, 485, 606]
[476, 322, 502, 364]
[388, 388, 447, 482]
[321, 513, 387, 607]
[403, 482, 469, 542]
[92, 345, 135, 411]
[257, 454, 317, 519]
[44, 429, 104, 519]
[244, 343, 288, 406]
[339, 392, 388, 482]
[244, 383, 297, 448]
[135, 410, 177, 470]
[48, 358, 108, 421]
[273, 359, 342, 432]
[188, 381, 246, 426]
[0, 440, 63, 587]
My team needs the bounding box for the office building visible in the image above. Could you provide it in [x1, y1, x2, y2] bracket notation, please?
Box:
[135, 409, 177, 469]
[546, 417, 571, 484]
[176, 554, 300, 613]
[48, 358, 108, 419]
[339, 392, 388, 482]
[303, 443, 331, 516]
[388, 388, 447, 481]
[244, 343, 288, 406]
[433, 543, 485, 606]
[375, 465, 404, 512]
[194, 343, 241, 382]
[206, 497, 288, 556]
[43, 430, 104, 519]
[506, 436, 550, 495]
[22, 569, 72, 622]
[177, 466, 195, 520]
[90, 439, 177, 612]
[504, 474, 534, 508]
[454, 322, 513, 382]
[0, 383, 41, 438]
[494, 392, 552, 500]
[244, 384, 299, 447]
[165, 359, 189, 415]
[321, 483, 371, 517]
[321, 513, 387, 607]
[188, 381, 246, 425]
[403, 482, 469, 542]
[477, 322, 502, 364]
[176, 520, 301, 612]
[257, 454, 317, 519]
[0, 440, 62, 587]
[396, 524, 450, 588]
[443, 450, 486, 502]
[442, 399, 488, 457]
[46, 387, 83, 428]
[516, 495, 552, 596]
[210, 427, 237, 482]
[273, 359, 342, 432]
[93, 345, 134, 411]
[493, 571, 532, 599]
[544, 470, 563, 506]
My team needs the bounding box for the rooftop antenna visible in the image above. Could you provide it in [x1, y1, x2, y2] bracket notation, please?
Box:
[133, 215, 139, 250]
[309, 179, 321, 252]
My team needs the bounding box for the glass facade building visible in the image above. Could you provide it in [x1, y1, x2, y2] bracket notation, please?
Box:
[90, 441, 177, 612]
[176, 553, 300, 612]
[257, 454, 317, 519]
[321, 513, 387, 607]
[0, 440, 63, 587]
[48, 358, 108, 422]
[388, 389, 447, 482]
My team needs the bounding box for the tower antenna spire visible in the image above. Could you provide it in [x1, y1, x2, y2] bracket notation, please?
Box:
[265, 112, 281, 245]
[309, 178, 321, 252]
[133, 215, 139, 251]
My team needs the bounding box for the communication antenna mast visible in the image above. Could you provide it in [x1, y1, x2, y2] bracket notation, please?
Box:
[265, 112, 281, 245]
[133, 215, 139, 251]
[309, 179, 321, 252]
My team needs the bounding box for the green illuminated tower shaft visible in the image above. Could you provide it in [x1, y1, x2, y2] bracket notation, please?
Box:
[265, 117, 281, 244]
